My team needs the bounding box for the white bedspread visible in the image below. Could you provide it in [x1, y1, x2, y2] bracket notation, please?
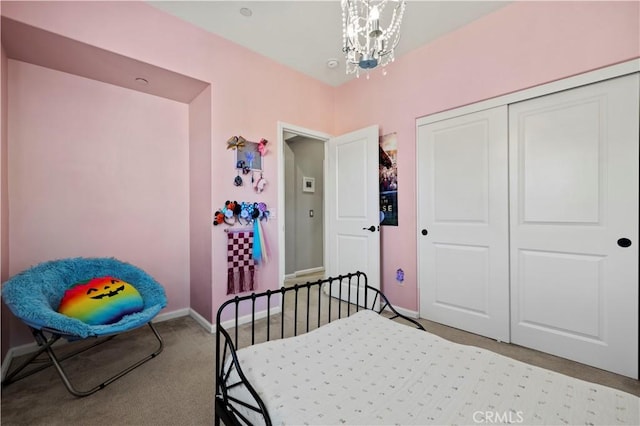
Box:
[226, 310, 639, 425]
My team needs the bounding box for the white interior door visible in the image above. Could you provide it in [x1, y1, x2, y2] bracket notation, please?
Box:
[417, 106, 510, 342]
[326, 125, 380, 305]
[509, 74, 639, 379]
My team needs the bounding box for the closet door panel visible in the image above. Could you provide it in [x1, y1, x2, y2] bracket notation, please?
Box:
[509, 73, 639, 379]
[520, 100, 601, 223]
[418, 106, 510, 342]
[517, 250, 603, 337]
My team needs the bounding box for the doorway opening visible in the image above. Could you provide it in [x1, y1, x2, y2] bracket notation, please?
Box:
[277, 123, 330, 287]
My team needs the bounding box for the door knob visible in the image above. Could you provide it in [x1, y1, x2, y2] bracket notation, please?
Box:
[617, 238, 632, 248]
[421, 229, 428, 236]
[362, 226, 376, 232]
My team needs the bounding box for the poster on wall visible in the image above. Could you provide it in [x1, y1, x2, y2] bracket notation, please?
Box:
[379, 132, 398, 226]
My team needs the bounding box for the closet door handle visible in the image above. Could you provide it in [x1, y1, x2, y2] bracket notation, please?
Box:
[421, 229, 428, 236]
[363, 226, 377, 232]
[617, 238, 632, 248]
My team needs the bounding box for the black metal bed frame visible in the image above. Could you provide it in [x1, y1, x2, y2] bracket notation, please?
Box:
[215, 271, 424, 426]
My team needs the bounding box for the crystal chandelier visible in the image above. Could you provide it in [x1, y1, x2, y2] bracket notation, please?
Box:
[341, 0, 406, 77]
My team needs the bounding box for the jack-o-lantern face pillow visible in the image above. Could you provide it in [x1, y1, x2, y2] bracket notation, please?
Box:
[58, 276, 144, 325]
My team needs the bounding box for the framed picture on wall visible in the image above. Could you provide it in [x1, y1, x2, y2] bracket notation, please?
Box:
[302, 177, 315, 193]
[236, 141, 263, 171]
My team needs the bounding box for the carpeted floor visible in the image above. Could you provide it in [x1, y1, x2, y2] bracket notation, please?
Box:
[1, 316, 215, 425]
[2, 276, 638, 425]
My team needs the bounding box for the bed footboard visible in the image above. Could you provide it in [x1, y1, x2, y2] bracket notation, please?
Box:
[214, 272, 423, 426]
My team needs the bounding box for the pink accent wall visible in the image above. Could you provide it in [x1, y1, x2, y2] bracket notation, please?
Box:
[0, 0, 335, 344]
[1, 27, 8, 283]
[7, 61, 191, 342]
[1, 34, 11, 359]
[189, 86, 213, 320]
[334, 1, 640, 311]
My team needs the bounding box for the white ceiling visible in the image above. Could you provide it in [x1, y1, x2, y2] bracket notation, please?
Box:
[148, 1, 510, 87]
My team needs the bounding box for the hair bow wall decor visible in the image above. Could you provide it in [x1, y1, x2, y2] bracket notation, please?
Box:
[258, 138, 268, 156]
[213, 201, 270, 226]
[226, 135, 247, 151]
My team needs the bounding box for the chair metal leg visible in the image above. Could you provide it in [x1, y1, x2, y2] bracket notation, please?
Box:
[2, 322, 164, 397]
[1, 330, 63, 385]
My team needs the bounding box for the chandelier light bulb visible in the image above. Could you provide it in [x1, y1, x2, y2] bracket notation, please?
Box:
[341, 0, 406, 76]
[369, 6, 379, 20]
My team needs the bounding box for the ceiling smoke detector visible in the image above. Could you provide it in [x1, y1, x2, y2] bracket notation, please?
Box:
[327, 59, 339, 69]
[239, 7, 252, 17]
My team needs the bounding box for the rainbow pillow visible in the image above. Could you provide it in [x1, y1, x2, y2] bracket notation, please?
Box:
[58, 276, 144, 325]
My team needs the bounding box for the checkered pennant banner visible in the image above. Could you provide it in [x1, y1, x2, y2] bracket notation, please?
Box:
[227, 230, 255, 295]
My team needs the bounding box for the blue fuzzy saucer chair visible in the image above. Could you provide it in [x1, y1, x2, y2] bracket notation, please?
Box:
[1, 257, 167, 397]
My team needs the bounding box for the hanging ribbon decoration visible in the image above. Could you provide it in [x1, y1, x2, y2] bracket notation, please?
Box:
[252, 220, 262, 264]
[252, 219, 269, 264]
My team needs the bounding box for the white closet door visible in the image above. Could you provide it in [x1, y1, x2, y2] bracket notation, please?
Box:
[509, 74, 639, 379]
[418, 106, 510, 342]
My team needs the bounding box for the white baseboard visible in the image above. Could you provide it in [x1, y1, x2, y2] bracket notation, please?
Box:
[2, 341, 41, 381]
[383, 304, 419, 319]
[155, 308, 189, 323]
[1, 354, 9, 381]
[157, 307, 287, 335]
[295, 267, 324, 277]
[218, 306, 282, 332]
[285, 267, 325, 280]
[1, 329, 76, 381]
[189, 308, 214, 333]
[188, 305, 284, 334]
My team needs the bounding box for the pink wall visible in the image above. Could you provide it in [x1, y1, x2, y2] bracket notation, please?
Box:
[334, 1, 640, 311]
[1, 34, 10, 359]
[189, 86, 213, 320]
[7, 61, 191, 346]
[0, 0, 335, 343]
[1, 27, 8, 282]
